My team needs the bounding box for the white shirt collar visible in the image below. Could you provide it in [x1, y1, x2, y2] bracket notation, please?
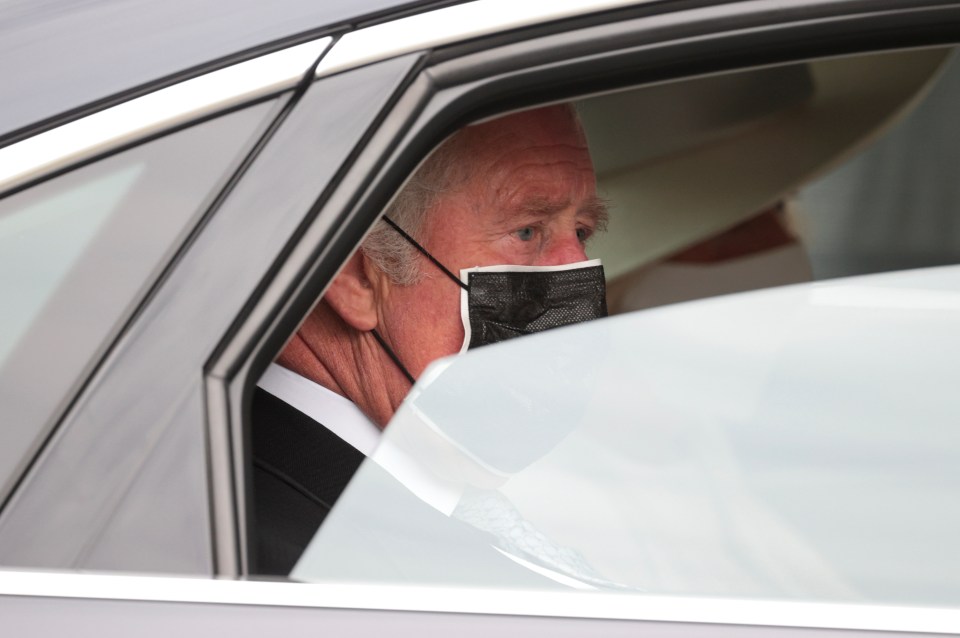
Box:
[257, 363, 381, 456]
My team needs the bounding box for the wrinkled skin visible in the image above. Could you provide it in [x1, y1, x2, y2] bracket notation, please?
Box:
[279, 105, 604, 427]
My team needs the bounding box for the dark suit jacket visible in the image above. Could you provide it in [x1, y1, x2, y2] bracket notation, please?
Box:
[250, 388, 364, 575]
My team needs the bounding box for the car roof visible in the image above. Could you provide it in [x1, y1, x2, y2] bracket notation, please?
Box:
[0, 0, 447, 143]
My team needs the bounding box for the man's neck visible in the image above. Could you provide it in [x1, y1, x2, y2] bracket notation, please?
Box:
[276, 302, 406, 428]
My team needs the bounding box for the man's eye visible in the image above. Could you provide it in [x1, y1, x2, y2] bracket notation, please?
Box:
[577, 227, 592, 242]
[515, 227, 535, 241]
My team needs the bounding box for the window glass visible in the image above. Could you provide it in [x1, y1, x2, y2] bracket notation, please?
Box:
[285, 48, 960, 608]
[296, 272, 960, 605]
[0, 100, 278, 498]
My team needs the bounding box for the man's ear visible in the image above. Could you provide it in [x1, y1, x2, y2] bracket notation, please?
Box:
[324, 251, 381, 332]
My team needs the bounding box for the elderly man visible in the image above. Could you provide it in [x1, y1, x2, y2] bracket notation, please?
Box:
[252, 104, 608, 574]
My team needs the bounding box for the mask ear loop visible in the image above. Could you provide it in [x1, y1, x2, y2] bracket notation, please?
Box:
[382, 217, 469, 291]
[370, 329, 415, 386]
[371, 217, 469, 387]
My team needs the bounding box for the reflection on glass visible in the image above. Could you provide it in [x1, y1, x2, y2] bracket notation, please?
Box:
[0, 166, 143, 364]
[295, 267, 960, 607]
[0, 101, 276, 497]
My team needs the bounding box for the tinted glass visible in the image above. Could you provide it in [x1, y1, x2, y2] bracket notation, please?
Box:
[0, 100, 277, 500]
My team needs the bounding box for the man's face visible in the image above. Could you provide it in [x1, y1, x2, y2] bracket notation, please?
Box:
[377, 105, 605, 379]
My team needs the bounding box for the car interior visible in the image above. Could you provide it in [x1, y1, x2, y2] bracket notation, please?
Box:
[580, 46, 955, 312]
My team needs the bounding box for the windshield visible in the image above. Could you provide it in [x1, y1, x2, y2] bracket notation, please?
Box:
[293, 267, 960, 606]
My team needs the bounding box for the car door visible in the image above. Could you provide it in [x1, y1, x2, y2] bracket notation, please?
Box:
[2, 0, 960, 635]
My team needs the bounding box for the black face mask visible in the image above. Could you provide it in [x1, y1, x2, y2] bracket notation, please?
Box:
[459, 260, 608, 349]
[375, 218, 608, 382]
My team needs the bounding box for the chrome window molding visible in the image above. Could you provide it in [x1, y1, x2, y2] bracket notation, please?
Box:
[0, 570, 958, 634]
[314, 0, 658, 79]
[0, 38, 331, 194]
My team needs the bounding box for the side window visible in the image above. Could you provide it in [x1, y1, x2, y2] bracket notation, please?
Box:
[0, 100, 278, 501]
[254, 45, 960, 609]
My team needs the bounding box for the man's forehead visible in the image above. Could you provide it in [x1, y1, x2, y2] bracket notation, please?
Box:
[424, 104, 600, 227]
[464, 105, 587, 148]
[483, 142, 596, 197]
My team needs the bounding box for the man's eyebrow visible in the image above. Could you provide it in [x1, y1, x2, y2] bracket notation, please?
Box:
[511, 196, 566, 216]
[507, 195, 609, 222]
[489, 197, 560, 225]
[580, 195, 610, 231]
[489, 195, 610, 232]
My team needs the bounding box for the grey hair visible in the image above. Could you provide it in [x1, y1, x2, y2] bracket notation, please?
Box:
[361, 130, 470, 285]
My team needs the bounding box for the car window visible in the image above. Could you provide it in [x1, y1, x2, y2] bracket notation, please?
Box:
[0, 100, 278, 501]
[285, 46, 960, 608]
[296, 266, 960, 605]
